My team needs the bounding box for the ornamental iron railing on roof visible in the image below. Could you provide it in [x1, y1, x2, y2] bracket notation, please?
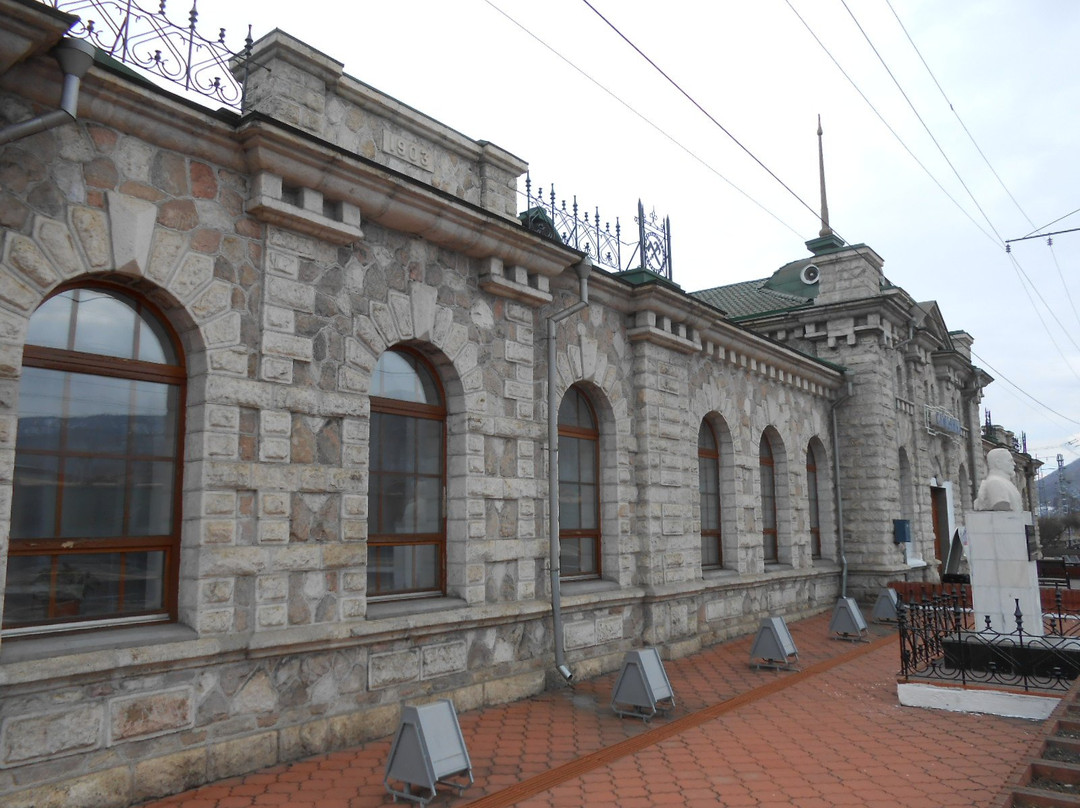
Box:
[520, 175, 672, 280]
[39, 0, 254, 112]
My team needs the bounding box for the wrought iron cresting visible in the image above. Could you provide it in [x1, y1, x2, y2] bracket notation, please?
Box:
[38, 0, 255, 112]
[521, 175, 673, 280]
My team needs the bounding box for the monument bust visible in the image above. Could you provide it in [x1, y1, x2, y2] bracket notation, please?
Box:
[974, 447, 1022, 511]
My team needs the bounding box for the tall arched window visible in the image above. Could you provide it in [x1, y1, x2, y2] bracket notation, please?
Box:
[760, 433, 778, 563]
[807, 445, 821, 559]
[5, 285, 184, 632]
[558, 386, 599, 579]
[368, 348, 445, 598]
[698, 422, 722, 569]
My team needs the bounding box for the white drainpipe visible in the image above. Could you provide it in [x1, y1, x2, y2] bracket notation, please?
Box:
[0, 39, 96, 146]
[546, 257, 591, 683]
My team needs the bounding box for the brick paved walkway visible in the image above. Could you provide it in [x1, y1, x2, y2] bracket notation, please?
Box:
[140, 612, 1043, 808]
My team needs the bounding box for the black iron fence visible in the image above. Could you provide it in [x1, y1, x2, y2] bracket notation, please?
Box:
[38, 0, 254, 111]
[897, 587, 1080, 693]
[520, 175, 672, 280]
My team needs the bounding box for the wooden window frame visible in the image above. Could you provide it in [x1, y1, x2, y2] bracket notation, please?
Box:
[558, 387, 601, 580]
[5, 283, 185, 633]
[760, 433, 778, 563]
[698, 422, 722, 569]
[807, 446, 821, 559]
[367, 347, 447, 599]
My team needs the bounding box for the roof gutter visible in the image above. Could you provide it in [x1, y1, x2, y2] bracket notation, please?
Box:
[0, 38, 95, 146]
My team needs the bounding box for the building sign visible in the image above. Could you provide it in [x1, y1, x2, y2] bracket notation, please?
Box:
[926, 406, 963, 437]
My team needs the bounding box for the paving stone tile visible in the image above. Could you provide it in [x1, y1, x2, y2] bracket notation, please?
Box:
[137, 614, 1046, 808]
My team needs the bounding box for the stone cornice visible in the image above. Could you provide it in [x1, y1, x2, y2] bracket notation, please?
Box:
[236, 121, 580, 278]
[0, 0, 74, 74]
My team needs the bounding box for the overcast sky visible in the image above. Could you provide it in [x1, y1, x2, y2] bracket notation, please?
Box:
[192, 0, 1080, 472]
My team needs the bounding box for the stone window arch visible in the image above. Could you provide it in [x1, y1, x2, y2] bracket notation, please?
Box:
[5, 284, 185, 632]
[368, 347, 446, 598]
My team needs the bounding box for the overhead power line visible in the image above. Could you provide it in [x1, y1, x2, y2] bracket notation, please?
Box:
[1006, 226, 1080, 245]
[883, 0, 1036, 230]
[781, 0, 999, 246]
[1021, 207, 1080, 240]
[970, 348, 1080, 429]
[578, 0, 825, 228]
[480, 0, 804, 238]
[839, 0, 1004, 243]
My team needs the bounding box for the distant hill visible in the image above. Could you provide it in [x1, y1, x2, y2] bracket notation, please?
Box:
[1038, 455, 1080, 512]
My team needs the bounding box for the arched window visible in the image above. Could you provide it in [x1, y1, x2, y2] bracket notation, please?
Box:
[4, 285, 184, 632]
[368, 348, 445, 598]
[760, 433, 778, 563]
[558, 386, 599, 579]
[698, 422, 722, 569]
[807, 445, 821, 558]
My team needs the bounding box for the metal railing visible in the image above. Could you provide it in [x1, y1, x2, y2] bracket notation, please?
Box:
[520, 175, 673, 280]
[897, 587, 1080, 693]
[38, 0, 254, 111]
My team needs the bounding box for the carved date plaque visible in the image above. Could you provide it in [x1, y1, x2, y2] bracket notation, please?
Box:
[381, 130, 434, 172]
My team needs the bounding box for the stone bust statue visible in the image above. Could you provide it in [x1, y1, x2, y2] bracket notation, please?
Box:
[974, 447, 1022, 511]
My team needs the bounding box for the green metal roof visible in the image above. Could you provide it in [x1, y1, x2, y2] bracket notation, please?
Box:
[692, 277, 812, 318]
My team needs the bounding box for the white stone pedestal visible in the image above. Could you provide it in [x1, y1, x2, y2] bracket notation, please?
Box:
[966, 511, 1041, 636]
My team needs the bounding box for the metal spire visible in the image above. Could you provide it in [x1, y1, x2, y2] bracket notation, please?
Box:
[817, 114, 832, 238]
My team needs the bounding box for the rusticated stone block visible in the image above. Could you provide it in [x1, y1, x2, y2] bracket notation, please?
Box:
[132, 748, 205, 802]
[2, 706, 102, 764]
[206, 732, 277, 781]
[368, 649, 420, 689]
[421, 641, 467, 679]
[482, 670, 545, 706]
[4, 766, 130, 808]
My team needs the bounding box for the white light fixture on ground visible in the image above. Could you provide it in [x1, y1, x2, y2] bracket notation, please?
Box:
[872, 587, 899, 622]
[384, 700, 473, 805]
[749, 616, 800, 670]
[829, 596, 869, 641]
[611, 647, 675, 721]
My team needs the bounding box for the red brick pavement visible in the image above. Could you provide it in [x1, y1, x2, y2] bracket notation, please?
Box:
[140, 612, 1043, 808]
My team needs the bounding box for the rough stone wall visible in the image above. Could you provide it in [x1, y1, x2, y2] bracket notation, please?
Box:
[0, 28, 848, 808]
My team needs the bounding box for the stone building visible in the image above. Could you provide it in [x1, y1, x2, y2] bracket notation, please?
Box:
[0, 2, 1026, 806]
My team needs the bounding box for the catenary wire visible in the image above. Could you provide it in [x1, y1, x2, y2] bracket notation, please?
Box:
[788, 0, 1080, 367]
[1047, 238, 1080, 331]
[840, 0, 1004, 242]
[782, 0, 999, 246]
[481, 0, 804, 239]
[574, 0, 897, 283]
[577, 0, 827, 230]
[883, 0, 1036, 230]
[1021, 208, 1080, 240]
[970, 348, 1080, 429]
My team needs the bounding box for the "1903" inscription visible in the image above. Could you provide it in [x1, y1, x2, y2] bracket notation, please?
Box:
[382, 130, 434, 172]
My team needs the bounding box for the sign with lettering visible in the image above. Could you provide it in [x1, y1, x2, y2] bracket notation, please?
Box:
[926, 407, 963, 437]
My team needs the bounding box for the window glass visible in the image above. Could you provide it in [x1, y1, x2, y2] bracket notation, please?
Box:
[372, 350, 440, 404]
[558, 387, 600, 578]
[699, 421, 722, 568]
[367, 348, 445, 598]
[5, 286, 183, 632]
[760, 433, 778, 562]
[807, 446, 821, 558]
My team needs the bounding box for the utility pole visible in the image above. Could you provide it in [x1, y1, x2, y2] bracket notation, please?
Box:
[1059, 454, 1072, 548]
